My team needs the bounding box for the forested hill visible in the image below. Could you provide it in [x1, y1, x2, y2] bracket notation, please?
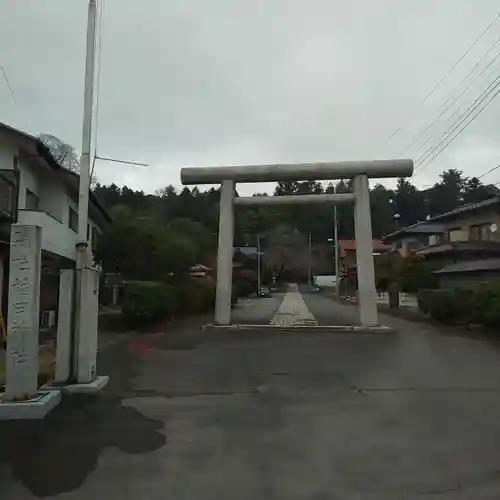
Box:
[94, 168, 498, 245]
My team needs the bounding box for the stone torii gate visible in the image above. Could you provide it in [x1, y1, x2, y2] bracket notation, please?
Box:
[181, 159, 413, 327]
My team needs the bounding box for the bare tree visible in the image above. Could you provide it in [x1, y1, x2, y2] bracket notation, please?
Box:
[39, 133, 98, 189]
[39, 134, 80, 172]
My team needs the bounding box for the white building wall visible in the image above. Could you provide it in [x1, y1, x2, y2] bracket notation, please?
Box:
[449, 229, 469, 242]
[0, 134, 16, 171]
[18, 157, 40, 209]
[18, 210, 77, 261]
[0, 134, 105, 262]
[38, 177, 67, 222]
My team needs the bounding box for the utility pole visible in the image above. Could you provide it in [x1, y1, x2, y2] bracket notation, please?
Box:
[72, 0, 98, 383]
[257, 234, 261, 295]
[77, 0, 97, 269]
[308, 231, 312, 285]
[334, 185, 341, 301]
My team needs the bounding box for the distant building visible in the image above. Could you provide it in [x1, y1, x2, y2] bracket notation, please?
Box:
[339, 239, 391, 271]
[382, 196, 500, 288]
[382, 222, 446, 257]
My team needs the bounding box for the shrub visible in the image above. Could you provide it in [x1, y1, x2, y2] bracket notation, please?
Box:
[122, 281, 178, 328]
[178, 279, 216, 313]
[418, 283, 500, 328]
[231, 285, 239, 306]
[417, 288, 471, 323]
[234, 280, 253, 297]
[398, 256, 438, 293]
[470, 282, 500, 327]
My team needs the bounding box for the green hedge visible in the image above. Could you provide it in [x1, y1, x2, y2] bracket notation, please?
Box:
[122, 281, 178, 328]
[418, 282, 500, 327]
[122, 278, 215, 328]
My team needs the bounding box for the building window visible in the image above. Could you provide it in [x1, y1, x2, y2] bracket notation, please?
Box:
[470, 224, 491, 241]
[69, 207, 78, 232]
[25, 189, 39, 210]
[438, 232, 450, 244]
[91, 226, 99, 252]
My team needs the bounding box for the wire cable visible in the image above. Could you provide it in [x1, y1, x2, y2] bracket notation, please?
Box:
[411, 57, 500, 163]
[0, 62, 16, 104]
[414, 81, 500, 175]
[400, 39, 500, 157]
[415, 72, 500, 168]
[478, 163, 500, 180]
[91, 0, 104, 181]
[383, 11, 500, 146]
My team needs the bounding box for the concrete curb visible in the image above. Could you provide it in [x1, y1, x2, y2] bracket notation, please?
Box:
[42, 375, 110, 395]
[0, 390, 61, 420]
[202, 324, 395, 334]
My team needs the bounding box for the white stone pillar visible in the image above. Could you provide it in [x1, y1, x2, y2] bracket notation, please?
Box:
[353, 175, 378, 326]
[112, 285, 119, 306]
[214, 180, 234, 325]
[0, 257, 4, 312]
[54, 269, 74, 384]
[75, 268, 100, 383]
[4, 225, 42, 401]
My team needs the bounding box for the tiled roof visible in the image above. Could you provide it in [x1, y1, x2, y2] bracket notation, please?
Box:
[339, 239, 391, 252]
[383, 221, 446, 242]
[433, 258, 500, 274]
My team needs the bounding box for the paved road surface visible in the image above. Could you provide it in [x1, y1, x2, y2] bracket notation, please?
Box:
[3, 298, 500, 498]
[230, 292, 284, 324]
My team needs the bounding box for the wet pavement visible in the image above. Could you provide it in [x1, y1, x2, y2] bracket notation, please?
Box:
[3, 303, 500, 498]
[230, 292, 284, 324]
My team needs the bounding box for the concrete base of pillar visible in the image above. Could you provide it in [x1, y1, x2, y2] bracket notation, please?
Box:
[0, 390, 61, 420]
[202, 324, 394, 334]
[43, 375, 109, 395]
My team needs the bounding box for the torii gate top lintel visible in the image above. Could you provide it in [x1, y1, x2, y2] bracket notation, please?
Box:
[181, 159, 413, 185]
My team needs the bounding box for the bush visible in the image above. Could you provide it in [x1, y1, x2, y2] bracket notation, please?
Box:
[418, 283, 500, 328]
[122, 281, 178, 328]
[470, 282, 500, 327]
[231, 285, 239, 306]
[234, 280, 254, 297]
[178, 279, 216, 313]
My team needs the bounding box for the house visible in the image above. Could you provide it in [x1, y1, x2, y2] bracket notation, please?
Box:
[382, 221, 446, 257]
[0, 121, 110, 325]
[382, 196, 500, 289]
[339, 239, 392, 271]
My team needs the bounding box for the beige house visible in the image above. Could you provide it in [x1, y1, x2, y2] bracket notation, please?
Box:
[383, 196, 500, 288]
[383, 222, 445, 257]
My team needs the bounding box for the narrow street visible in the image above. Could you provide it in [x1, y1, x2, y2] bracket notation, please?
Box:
[3, 291, 500, 498]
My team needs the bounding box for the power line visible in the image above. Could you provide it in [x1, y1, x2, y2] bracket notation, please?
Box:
[410, 57, 500, 163]
[383, 11, 500, 146]
[95, 155, 148, 167]
[413, 80, 500, 175]
[478, 163, 500, 180]
[420, 13, 500, 104]
[414, 72, 500, 168]
[399, 39, 500, 157]
[94, 0, 104, 156]
[0, 62, 16, 104]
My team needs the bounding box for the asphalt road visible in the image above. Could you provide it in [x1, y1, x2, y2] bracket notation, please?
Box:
[230, 292, 284, 324]
[299, 286, 361, 325]
[4, 299, 500, 498]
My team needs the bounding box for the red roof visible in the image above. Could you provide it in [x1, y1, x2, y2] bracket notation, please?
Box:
[339, 239, 391, 255]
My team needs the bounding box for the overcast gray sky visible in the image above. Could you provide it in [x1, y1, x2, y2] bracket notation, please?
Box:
[1, 0, 500, 194]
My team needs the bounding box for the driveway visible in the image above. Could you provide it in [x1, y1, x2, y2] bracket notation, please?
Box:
[3, 297, 500, 498]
